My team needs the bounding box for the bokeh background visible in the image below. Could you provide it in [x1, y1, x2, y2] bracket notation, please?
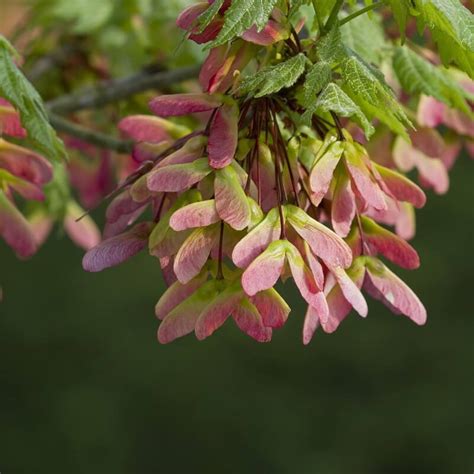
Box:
[1, 1, 474, 473]
[1, 162, 473, 474]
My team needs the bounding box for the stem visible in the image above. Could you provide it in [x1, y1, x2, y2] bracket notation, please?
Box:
[216, 221, 225, 280]
[269, 103, 287, 240]
[238, 100, 252, 129]
[299, 179, 312, 202]
[271, 106, 300, 207]
[284, 37, 299, 54]
[49, 113, 134, 153]
[47, 65, 200, 114]
[355, 210, 369, 256]
[339, 1, 387, 27]
[27, 43, 81, 82]
[290, 26, 302, 52]
[275, 158, 286, 240]
[316, 115, 336, 128]
[154, 193, 167, 222]
[244, 104, 259, 194]
[205, 108, 219, 135]
[245, 146, 256, 194]
[324, 0, 344, 33]
[277, 195, 286, 240]
[312, 120, 325, 138]
[330, 111, 345, 141]
[256, 140, 261, 207]
[312, 116, 328, 139]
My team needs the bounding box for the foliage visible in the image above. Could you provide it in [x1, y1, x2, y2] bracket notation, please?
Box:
[209, 0, 279, 46]
[239, 53, 307, 97]
[0, 37, 65, 159]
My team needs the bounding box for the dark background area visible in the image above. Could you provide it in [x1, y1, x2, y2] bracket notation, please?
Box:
[1, 156, 473, 473]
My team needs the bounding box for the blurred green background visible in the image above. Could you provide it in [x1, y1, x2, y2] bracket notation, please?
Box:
[1, 156, 473, 473]
[1, 0, 474, 472]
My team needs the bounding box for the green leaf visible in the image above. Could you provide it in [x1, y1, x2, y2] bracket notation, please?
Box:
[340, 10, 387, 65]
[386, 0, 410, 40]
[393, 46, 472, 116]
[302, 61, 333, 106]
[431, 27, 474, 79]
[198, 0, 225, 33]
[389, 0, 474, 77]
[420, 0, 474, 77]
[209, 0, 278, 47]
[340, 53, 412, 137]
[239, 53, 307, 98]
[341, 55, 384, 102]
[0, 37, 66, 161]
[318, 26, 347, 64]
[303, 82, 375, 138]
[421, 0, 474, 52]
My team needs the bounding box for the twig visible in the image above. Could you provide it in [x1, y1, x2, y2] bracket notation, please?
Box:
[330, 111, 345, 141]
[47, 65, 200, 114]
[217, 220, 225, 280]
[49, 113, 133, 153]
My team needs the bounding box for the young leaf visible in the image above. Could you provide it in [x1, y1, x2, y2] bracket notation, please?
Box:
[340, 10, 387, 65]
[210, 0, 278, 47]
[318, 26, 347, 64]
[340, 53, 412, 137]
[0, 37, 66, 160]
[420, 0, 474, 53]
[239, 53, 307, 98]
[302, 61, 332, 106]
[198, 0, 226, 33]
[303, 82, 375, 138]
[386, 0, 409, 40]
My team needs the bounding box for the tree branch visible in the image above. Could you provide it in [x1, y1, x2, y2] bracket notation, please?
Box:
[49, 113, 134, 154]
[47, 64, 200, 114]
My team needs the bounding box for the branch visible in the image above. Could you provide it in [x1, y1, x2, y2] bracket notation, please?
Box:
[49, 113, 133, 154]
[46, 65, 200, 152]
[47, 64, 200, 114]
